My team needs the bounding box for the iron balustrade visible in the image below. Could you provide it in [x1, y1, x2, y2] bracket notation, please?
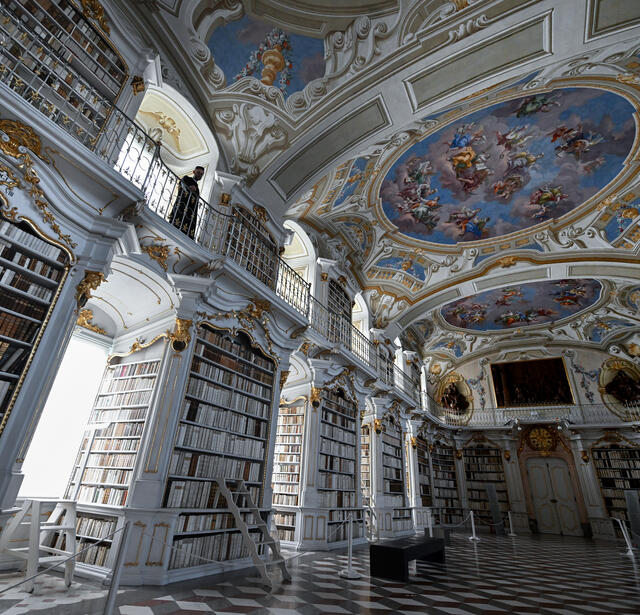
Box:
[0, 0, 422, 399]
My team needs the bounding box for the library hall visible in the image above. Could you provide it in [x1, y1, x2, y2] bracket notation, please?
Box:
[1, 0, 640, 613]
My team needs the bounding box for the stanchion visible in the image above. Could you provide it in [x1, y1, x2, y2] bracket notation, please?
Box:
[339, 514, 361, 579]
[614, 517, 636, 558]
[468, 510, 480, 541]
[427, 509, 433, 538]
[507, 511, 517, 537]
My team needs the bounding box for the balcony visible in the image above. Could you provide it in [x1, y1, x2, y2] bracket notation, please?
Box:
[0, 0, 422, 402]
[427, 400, 640, 428]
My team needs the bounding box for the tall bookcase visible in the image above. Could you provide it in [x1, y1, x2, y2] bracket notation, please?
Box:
[361, 424, 371, 507]
[163, 324, 274, 570]
[431, 443, 462, 524]
[272, 398, 305, 543]
[416, 437, 432, 507]
[319, 389, 363, 542]
[591, 443, 640, 535]
[65, 346, 163, 571]
[382, 418, 411, 532]
[0, 215, 69, 433]
[463, 443, 509, 523]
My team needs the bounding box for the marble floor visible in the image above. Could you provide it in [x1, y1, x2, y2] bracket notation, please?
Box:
[0, 533, 638, 614]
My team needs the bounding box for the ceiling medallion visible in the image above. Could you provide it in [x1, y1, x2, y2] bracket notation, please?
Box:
[376, 85, 636, 248]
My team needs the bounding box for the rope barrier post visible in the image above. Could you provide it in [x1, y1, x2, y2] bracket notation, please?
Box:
[507, 511, 517, 537]
[339, 514, 361, 580]
[103, 521, 132, 615]
[427, 509, 433, 538]
[468, 511, 480, 542]
[614, 517, 636, 558]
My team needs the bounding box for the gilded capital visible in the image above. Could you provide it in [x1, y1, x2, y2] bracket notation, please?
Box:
[76, 270, 105, 309]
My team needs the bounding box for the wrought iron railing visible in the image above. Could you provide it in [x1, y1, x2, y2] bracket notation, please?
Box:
[425, 400, 640, 428]
[0, 0, 422, 400]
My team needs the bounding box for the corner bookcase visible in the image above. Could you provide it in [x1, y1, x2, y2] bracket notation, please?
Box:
[431, 443, 463, 525]
[416, 437, 432, 507]
[463, 443, 509, 524]
[591, 442, 640, 536]
[0, 215, 69, 434]
[319, 389, 363, 542]
[272, 398, 305, 542]
[382, 417, 411, 532]
[163, 324, 274, 570]
[361, 424, 371, 508]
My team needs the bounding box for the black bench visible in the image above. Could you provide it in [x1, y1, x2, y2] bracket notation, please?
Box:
[370, 536, 445, 582]
[425, 526, 452, 545]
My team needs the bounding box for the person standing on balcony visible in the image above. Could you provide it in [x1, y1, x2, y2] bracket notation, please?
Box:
[169, 166, 204, 239]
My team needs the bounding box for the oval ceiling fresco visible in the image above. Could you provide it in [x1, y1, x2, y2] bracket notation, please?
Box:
[441, 279, 602, 331]
[380, 88, 635, 244]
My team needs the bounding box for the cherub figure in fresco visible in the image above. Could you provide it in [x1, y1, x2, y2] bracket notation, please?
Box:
[495, 287, 523, 306]
[552, 282, 587, 307]
[515, 93, 560, 117]
[447, 208, 491, 238]
[529, 185, 568, 220]
[496, 125, 533, 153]
[448, 123, 486, 149]
[550, 124, 603, 159]
[450, 150, 493, 193]
[494, 310, 529, 326]
[531, 307, 557, 319]
[506, 150, 544, 173]
[410, 203, 440, 231]
[581, 155, 605, 175]
[615, 205, 640, 234]
[492, 175, 525, 200]
[452, 302, 487, 324]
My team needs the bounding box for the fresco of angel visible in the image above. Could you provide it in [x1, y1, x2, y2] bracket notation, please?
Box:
[515, 93, 560, 117]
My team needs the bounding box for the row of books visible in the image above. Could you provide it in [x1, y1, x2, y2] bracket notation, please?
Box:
[593, 449, 640, 459]
[319, 490, 356, 508]
[323, 393, 357, 412]
[274, 454, 299, 464]
[186, 379, 270, 416]
[596, 468, 640, 479]
[272, 473, 298, 484]
[466, 472, 505, 482]
[86, 453, 136, 467]
[319, 438, 355, 458]
[272, 482, 297, 494]
[1, 247, 63, 281]
[94, 389, 152, 408]
[0, 267, 54, 301]
[433, 479, 457, 489]
[320, 421, 356, 445]
[77, 485, 128, 506]
[383, 455, 402, 469]
[275, 444, 300, 454]
[318, 473, 355, 490]
[198, 329, 274, 371]
[169, 451, 262, 482]
[76, 515, 117, 539]
[273, 512, 296, 526]
[0, 289, 48, 321]
[383, 467, 402, 480]
[319, 454, 354, 473]
[0, 341, 29, 374]
[328, 509, 364, 522]
[273, 463, 298, 474]
[0, 221, 64, 261]
[0, 310, 39, 344]
[75, 541, 110, 567]
[166, 479, 222, 509]
[593, 458, 640, 469]
[277, 415, 303, 426]
[99, 375, 155, 394]
[279, 406, 303, 416]
[602, 488, 637, 499]
[276, 424, 302, 434]
[91, 437, 139, 451]
[183, 399, 268, 433]
[175, 425, 265, 459]
[169, 531, 253, 569]
[603, 497, 630, 508]
[468, 488, 508, 501]
[465, 463, 504, 472]
[191, 364, 271, 400]
[94, 421, 144, 438]
[176, 512, 253, 533]
[106, 360, 160, 379]
[321, 410, 355, 430]
[328, 521, 364, 542]
[81, 468, 131, 485]
[194, 351, 273, 387]
[89, 407, 148, 423]
[273, 493, 297, 506]
[0, 379, 15, 409]
[276, 527, 295, 541]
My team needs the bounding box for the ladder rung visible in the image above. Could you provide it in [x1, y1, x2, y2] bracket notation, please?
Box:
[39, 545, 73, 556]
[41, 525, 75, 531]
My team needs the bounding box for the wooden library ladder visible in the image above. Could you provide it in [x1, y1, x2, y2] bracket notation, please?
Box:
[0, 499, 76, 592]
[217, 479, 291, 589]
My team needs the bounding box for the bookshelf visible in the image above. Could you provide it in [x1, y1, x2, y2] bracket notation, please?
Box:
[74, 512, 118, 568]
[416, 437, 432, 507]
[272, 398, 305, 542]
[382, 418, 410, 531]
[0, 215, 69, 432]
[463, 443, 509, 523]
[591, 443, 640, 534]
[163, 324, 274, 569]
[431, 443, 462, 524]
[319, 389, 363, 542]
[361, 424, 371, 508]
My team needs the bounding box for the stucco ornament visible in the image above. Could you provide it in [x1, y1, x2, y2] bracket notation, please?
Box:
[214, 103, 289, 182]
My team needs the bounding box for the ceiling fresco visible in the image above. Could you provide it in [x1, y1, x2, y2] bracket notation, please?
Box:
[208, 14, 324, 96]
[380, 88, 635, 244]
[440, 279, 603, 331]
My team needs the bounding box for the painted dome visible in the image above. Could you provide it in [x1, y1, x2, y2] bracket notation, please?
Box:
[380, 88, 635, 244]
[441, 279, 602, 331]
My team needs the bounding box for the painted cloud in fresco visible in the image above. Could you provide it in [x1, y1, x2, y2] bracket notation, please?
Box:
[380, 88, 635, 244]
[441, 279, 602, 331]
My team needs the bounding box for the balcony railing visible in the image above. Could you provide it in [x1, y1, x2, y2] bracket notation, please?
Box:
[427, 401, 640, 428]
[0, 0, 421, 401]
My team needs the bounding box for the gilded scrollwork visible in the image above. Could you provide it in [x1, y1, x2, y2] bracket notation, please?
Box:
[141, 244, 170, 271]
[81, 0, 111, 35]
[76, 308, 107, 335]
[167, 318, 192, 352]
[76, 270, 105, 309]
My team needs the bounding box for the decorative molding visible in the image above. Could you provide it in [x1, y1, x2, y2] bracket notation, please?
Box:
[75, 270, 105, 309]
[107, 333, 168, 363]
[81, 0, 110, 35]
[167, 318, 192, 352]
[76, 308, 107, 335]
[141, 244, 170, 271]
[131, 76, 145, 95]
[279, 370, 290, 389]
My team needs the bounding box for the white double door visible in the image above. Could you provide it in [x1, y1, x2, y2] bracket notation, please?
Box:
[526, 457, 582, 536]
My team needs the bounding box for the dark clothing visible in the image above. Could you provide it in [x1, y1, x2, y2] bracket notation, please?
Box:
[169, 175, 199, 239]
